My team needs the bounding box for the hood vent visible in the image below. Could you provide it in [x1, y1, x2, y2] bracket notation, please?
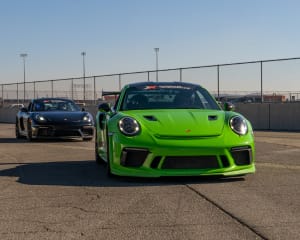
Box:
[208, 115, 218, 121]
[143, 115, 157, 121]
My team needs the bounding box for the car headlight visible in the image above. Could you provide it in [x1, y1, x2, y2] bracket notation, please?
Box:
[35, 114, 46, 122]
[83, 114, 92, 122]
[118, 117, 141, 136]
[230, 116, 248, 135]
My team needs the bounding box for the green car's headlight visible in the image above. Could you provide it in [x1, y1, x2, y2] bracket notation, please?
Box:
[230, 116, 248, 135]
[118, 117, 140, 136]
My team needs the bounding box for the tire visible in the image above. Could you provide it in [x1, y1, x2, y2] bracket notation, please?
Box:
[95, 132, 105, 165]
[27, 121, 33, 141]
[106, 130, 114, 177]
[15, 121, 22, 139]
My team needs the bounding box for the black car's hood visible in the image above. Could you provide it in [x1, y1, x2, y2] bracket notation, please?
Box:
[33, 111, 87, 123]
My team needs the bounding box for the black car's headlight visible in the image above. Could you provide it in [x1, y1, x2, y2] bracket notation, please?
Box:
[83, 114, 93, 123]
[35, 114, 47, 122]
[118, 117, 141, 136]
[230, 116, 248, 135]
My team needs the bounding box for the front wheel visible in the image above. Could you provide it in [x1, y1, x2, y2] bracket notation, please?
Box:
[95, 132, 105, 165]
[106, 132, 114, 177]
[15, 121, 22, 139]
[27, 121, 33, 141]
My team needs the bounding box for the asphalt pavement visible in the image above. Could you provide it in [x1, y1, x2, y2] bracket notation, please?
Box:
[0, 124, 299, 240]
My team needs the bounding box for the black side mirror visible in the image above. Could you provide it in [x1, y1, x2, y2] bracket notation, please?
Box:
[98, 102, 111, 112]
[81, 108, 85, 111]
[224, 102, 235, 111]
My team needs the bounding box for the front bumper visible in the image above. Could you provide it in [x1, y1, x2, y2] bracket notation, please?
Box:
[107, 134, 256, 177]
[31, 123, 94, 139]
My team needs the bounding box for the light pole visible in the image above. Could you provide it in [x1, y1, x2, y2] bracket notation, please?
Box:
[154, 48, 159, 82]
[81, 51, 86, 101]
[20, 53, 28, 102]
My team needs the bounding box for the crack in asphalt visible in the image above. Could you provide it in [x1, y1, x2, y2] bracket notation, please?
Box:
[185, 184, 268, 240]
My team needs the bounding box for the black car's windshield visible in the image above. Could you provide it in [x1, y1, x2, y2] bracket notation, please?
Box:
[120, 84, 220, 110]
[32, 99, 81, 112]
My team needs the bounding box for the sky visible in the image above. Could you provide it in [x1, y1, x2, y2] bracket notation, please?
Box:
[1, 0, 300, 91]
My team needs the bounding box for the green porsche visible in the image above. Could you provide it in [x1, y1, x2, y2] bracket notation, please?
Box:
[95, 82, 255, 177]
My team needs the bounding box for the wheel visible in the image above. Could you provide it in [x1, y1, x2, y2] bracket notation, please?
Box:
[106, 154, 113, 177]
[15, 121, 22, 139]
[27, 121, 33, 141]
[106, 131, 114, 177]
[95, 132, 105, 164]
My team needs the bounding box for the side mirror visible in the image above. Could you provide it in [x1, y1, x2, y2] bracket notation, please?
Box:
[81, 108, 85, 111]
[223, 102, 235, 111]
[20, 107, 28, 112]
[98, 102, 111, 112]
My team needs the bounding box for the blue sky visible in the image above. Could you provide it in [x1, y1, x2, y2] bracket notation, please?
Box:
[1, 0, 300, 90]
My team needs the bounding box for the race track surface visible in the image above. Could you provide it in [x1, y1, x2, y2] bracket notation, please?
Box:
[0, 124, 299, 240]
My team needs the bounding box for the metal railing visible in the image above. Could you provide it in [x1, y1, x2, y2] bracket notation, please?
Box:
[1, 57, 300, 107]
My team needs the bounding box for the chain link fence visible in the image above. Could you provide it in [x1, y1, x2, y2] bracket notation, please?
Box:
[1, 57, 300, 107]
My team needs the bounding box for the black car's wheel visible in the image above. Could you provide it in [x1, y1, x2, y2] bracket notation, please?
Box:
[27, 121, 33, 141]
[15, 121, 22, 139]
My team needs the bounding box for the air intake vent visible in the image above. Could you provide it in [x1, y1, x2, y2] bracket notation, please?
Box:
[150, 156, 161, 169]
[162, 156, 219, 169]
[231, 147, 252, 166]
[143, 115, 157, 121]
[220, 155, 230, 168]
[120, 148, 149, 167]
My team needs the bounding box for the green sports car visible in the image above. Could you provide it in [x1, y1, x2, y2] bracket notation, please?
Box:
[95, 82, 255, 177]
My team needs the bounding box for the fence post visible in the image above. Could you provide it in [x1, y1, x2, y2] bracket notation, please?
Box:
[71, 79, 74, 100]
[179, 68, 182, 82]
[17, 83, 19, 104]
[33, 82, 36, 99]
[83, 77, 86, 102]
[260, 61, 263, 103]
[51, 80, 54, 98]
[94, 76, 96, 104]
[217, 65, 220, 100]
[1, 84, 4, 107]
[119, 74, 121, 90]
[23, 82, 25, 102]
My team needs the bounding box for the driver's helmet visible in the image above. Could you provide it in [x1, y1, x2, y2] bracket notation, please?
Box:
[34, 102, 44, 111]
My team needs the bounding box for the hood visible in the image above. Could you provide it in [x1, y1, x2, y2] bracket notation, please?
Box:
[33, 111, 87, 123]
[133, 110, 225, 137]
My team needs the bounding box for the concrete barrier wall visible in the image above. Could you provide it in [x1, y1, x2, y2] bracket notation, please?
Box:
[1, 103, 300, 131]
[235, 103, 300, 131]
[270, 103, 300, 130]
[0, 108, 19, 124]
[235, 103, 270, 130]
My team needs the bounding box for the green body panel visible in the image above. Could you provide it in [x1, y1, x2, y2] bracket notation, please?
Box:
[95, 83, 255, 177]
[125, 110, 225, 137]
[96, 108, 255, 177]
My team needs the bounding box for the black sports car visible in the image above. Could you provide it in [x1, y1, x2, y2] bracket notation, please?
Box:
[16, 98, 94, 141]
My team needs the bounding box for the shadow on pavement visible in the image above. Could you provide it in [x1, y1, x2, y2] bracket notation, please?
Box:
[0, 138, 27, 143]
[0, 160, 244, 187]
[0, 137, 87, 144]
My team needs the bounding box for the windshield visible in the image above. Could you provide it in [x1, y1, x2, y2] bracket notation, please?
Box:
[120, 85, 220, 110]
[32, 99, 81, 112]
